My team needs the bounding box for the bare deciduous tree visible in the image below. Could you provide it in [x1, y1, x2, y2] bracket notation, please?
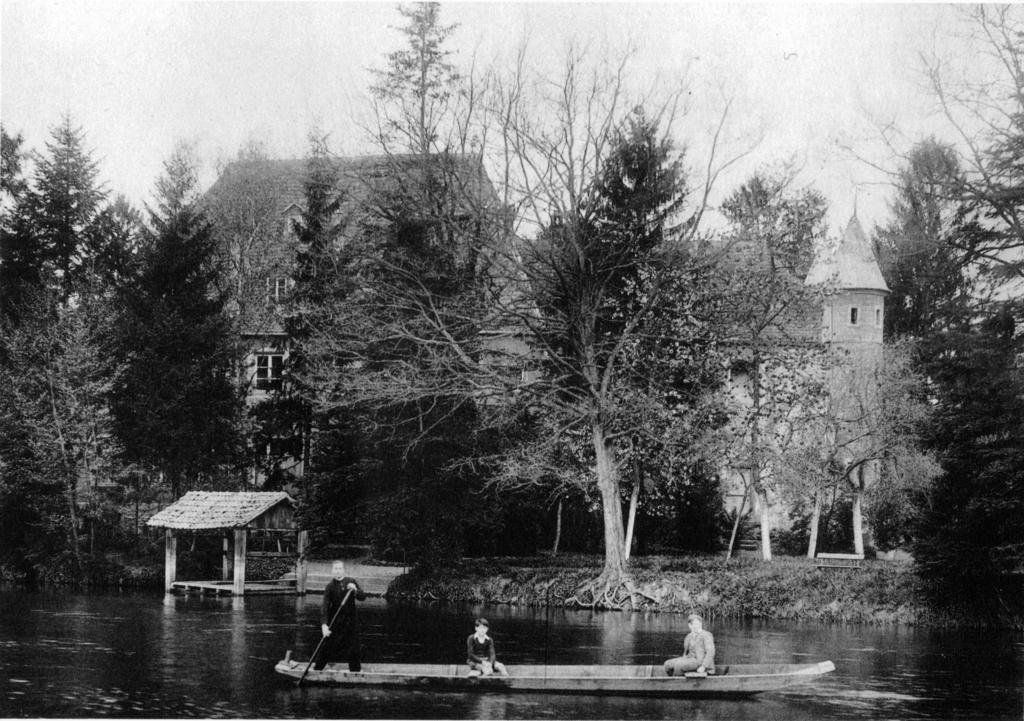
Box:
[713, 171, 829, 561]
[297, 30, 758, 595]
[1, 291, 122, 575]
[921, 5, 1024, 286]
[206, 140, 295, 346]
[798, 341, 939, 557]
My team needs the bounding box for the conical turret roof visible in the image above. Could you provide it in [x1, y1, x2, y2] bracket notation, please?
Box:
[806, 215, 890, 293]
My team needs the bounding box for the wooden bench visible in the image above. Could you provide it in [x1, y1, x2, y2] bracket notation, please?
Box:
[815, 552, 864, 569]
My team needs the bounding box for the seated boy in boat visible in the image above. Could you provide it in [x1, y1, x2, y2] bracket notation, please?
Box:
[466, 618, 509, 677]
[663, 613, 716, 677]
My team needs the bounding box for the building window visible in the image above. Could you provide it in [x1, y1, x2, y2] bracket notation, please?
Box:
[267, 277, 288, 305]
[255, 353, 284, 391]
[262, 436, 302, 459]
[849, 307, 859, 325]
[874, 307, 882, 327]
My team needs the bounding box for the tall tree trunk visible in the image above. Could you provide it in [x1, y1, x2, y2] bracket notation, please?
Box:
[757, 486, 772, 561]
[551, 497, 563, 557]
[624, 481, 640, 561]
[592, 421, 626, 580]
[84, 454, 96, 557]
[806, 492, 822, 559]
[750, 349, 771, 561]
[134, 480, 140, 541]
[301, 407, 312, 480]
[418, 23, 429, 156]
[726, 482, 748, 561]
[852, 466, 865, 557]
[64, 474, 83, 576]
[47, 376, 83, 575]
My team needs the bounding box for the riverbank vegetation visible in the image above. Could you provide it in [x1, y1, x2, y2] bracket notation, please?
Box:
[388, 554, 1022, 629]
[1, 4, 1022, 627]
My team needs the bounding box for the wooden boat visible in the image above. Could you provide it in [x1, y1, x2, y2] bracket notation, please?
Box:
[275, 651, 835, 697]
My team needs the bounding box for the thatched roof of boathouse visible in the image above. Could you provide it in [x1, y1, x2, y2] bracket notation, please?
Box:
[146, 491, 296, 531]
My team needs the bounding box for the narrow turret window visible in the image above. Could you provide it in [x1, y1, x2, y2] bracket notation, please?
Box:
[874, 307, 882, 327]
[849, 307, 859, 325]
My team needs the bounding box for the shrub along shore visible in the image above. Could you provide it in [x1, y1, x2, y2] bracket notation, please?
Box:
[6, 552, 1018, 629]
[388, 555, 1022, 629]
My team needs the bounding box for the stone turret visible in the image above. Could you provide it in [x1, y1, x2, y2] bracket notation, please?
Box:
[806, 214, 890, 558]
[806, 215, 890, 346]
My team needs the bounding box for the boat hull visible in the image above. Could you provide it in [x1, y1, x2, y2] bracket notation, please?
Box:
[275, 658, 836, 697]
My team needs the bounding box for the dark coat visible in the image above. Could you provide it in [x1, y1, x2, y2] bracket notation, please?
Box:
[466, 633, 497, 664]
[321, 577, 365, 633]
[314, 576, 366, 672]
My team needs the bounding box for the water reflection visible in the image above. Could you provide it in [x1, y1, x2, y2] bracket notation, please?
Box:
[228, 597, 247, 697]
[0, 585, 1021, 720]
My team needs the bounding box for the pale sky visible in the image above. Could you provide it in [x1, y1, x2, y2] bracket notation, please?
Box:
[1, 2, 972, 236]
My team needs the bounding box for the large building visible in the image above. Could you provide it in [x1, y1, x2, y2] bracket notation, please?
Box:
[204, 153, 501, 485]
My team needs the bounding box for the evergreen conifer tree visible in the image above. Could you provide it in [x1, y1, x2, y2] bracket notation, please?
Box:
[914, 308, 1024, 617]
[0, 125, 41, 324]
[27, 115, 107, 305]
[256, 137, 350, 497]
[874, 139, 977, 339]
[111, 147, 241, 498]
[370, 1, 460, 155]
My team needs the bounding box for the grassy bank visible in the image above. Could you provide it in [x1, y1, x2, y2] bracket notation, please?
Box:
[388, 554, 1020, 629]
[7, 551, 1017, 629]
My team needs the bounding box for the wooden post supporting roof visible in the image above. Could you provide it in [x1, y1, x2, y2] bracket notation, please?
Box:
[164, 529, 177, 592]
[222, 535, 232, 582]
[233, 528, 247, 596]
[296, 530, 309, 595]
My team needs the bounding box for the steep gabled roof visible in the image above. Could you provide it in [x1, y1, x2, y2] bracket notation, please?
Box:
[146, 491, 294, 530]
[805, 215, 890, 293]
[205, 153, 502, 339]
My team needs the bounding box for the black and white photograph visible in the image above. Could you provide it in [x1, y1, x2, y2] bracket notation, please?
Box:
[1, 2, 1022, 719]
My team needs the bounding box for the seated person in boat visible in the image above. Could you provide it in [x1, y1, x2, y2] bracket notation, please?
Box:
[466, 618, 508, 677]
[663, 613, 716, 676]
[314, 561, 366, 672]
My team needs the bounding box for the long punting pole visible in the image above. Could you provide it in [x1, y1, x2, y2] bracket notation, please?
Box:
[296, 587, 354, 688]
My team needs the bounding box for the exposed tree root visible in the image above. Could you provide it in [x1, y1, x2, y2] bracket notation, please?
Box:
[564, 573, 660, 611]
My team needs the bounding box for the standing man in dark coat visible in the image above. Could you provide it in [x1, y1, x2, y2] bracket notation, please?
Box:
[313, 560, 365, 672]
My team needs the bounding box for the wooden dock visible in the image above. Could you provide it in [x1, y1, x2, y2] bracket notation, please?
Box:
[170, 560, 406, 597]
[171, 579, 297, 596]
[281, 560, 406, 596]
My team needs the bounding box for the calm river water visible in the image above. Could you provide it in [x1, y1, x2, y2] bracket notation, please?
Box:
[0, 585, 1021, 719]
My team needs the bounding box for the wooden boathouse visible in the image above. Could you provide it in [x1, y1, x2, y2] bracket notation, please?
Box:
[147, 491, 308, 596]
